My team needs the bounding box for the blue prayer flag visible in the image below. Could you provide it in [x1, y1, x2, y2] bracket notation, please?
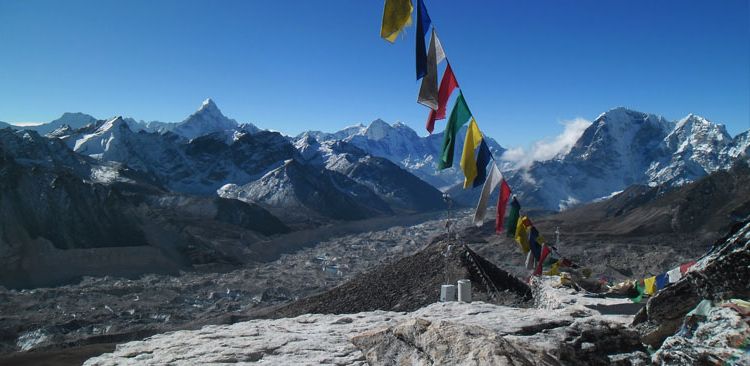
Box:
[472, 140, 492, 188]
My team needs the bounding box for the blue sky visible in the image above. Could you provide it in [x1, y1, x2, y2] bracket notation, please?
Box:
[1, 0, 748, 148]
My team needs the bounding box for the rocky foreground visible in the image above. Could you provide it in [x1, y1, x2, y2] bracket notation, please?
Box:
[83, 278, 642, 365]
[84, 220, 750, 365]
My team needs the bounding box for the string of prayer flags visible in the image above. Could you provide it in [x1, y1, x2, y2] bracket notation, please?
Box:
[378, 1, 575, 279]
[415, 0, 431, 80]
[425, 63, 458, 133]
[514, 216, 532, 253]
[472, 162, 502, 226]
[438, 91, 471, 169]
[472, 140, 492, 188]
[495, 179, 511, 233]
[379, 2, 569, 278]
[380, 0, 413, 43]
[460, 118, 483, 188]
[505, 197, 521, 237]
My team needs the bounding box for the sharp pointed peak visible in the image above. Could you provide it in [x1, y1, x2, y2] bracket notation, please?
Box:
[191, 98, 223, 116]
[201, 98, 216, 109]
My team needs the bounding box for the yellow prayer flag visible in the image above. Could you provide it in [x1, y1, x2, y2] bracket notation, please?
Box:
[515, 216, 531, 253]
[545, 262, 560, 276]
[381, 0, 413, 43]
[460, 118, 482, 189]
[644, 276, 657, 295]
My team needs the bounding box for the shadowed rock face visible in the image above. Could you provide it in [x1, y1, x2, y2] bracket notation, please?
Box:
[0, 131, 290, 289]
[295, 138, 447, 212]
[221, 159, 394, 221]
[632, 219, 750, 347]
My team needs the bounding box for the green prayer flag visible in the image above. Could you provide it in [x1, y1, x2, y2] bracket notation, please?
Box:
[438, 92, 472, 170]
[630, 281, 645, 303]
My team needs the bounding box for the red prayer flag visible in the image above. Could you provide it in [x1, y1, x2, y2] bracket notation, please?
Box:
[495, 179, 511, 233]
[425, 63, 459, 133]
[679, 261, 696, 274]
[534, 245, 551, 276]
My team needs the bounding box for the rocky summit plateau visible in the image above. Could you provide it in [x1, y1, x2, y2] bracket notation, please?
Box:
[0, 100, 749, 366]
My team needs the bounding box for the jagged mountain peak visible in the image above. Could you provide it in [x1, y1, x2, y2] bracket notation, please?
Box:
[672, 114, 729, 137]
[364, 119, 394, 140]
[294, 133, 323, 163]
[101, 116, 129, 130]
[200, 97, 217, 110]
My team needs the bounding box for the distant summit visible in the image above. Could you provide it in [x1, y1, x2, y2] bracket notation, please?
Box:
[14, 112, 98, 135]
[297, 118, 506, 189]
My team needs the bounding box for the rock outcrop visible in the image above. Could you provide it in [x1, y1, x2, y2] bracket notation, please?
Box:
[633, 218, 750, 347]
[653, 305, 750, 365]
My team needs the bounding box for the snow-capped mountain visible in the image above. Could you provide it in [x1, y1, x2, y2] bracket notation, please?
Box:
[647, 114, 735, 186]
[54, 109, 445, 221]
[57, 116, 294, 194]
[218, 159, 394, 221]
[506, 107, 749, 211]
[294, 136, 446, 212]
[299, 119, 507, 190]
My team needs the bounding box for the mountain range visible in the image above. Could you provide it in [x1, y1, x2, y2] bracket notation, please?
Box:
[50, 114, 445, 221]
[5, 100, 749, 215]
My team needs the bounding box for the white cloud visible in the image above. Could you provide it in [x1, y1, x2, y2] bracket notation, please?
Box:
[501, 117, 591, 169]
[9, 121, 44, 127]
